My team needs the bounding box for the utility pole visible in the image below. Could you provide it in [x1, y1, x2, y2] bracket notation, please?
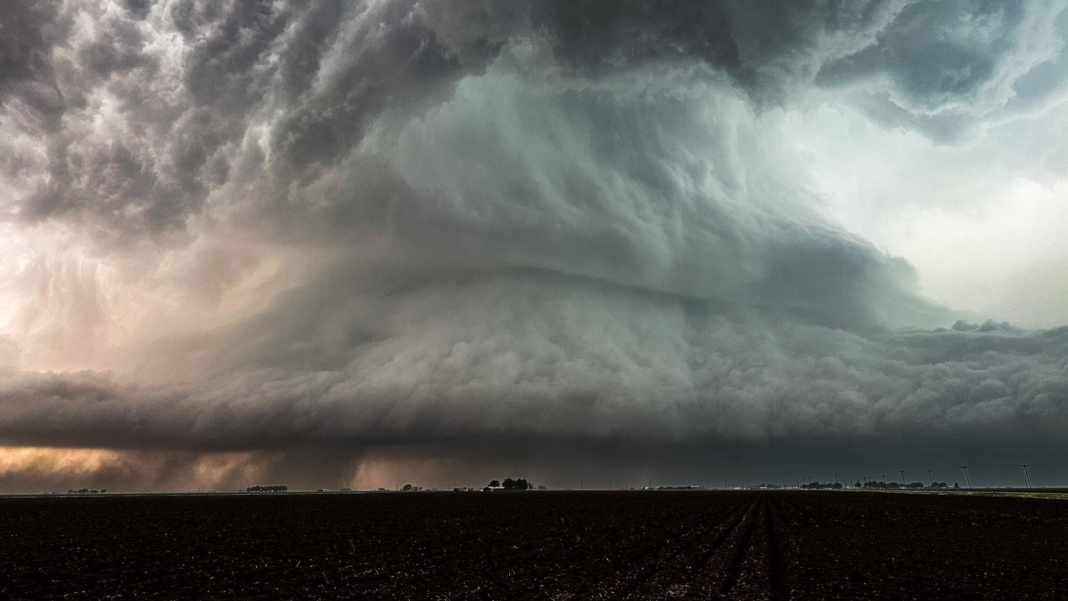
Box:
[881, 474, 886, 488]
[926, 470, 932, 488]
[900, 470, 906, 486]
[1020, 464, 1032, 490]
[834, 474, 839, 489]
[961, 466, 971, 489]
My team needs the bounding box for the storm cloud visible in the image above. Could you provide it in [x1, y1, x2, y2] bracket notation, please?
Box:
[1, 0, 1067, 489]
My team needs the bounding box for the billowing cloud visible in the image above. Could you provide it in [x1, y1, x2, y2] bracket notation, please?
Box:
[817, 0, 1068, 140]
[3, 275, 1068, 447]
[0, 0, 1067, 489]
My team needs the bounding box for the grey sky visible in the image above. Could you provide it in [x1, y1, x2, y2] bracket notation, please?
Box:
[0, 0, 1066, 490]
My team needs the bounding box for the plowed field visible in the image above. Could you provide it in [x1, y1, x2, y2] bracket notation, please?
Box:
[2, 491, 1066, 599]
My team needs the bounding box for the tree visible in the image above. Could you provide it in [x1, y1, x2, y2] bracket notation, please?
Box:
[489, 480, 500, 488]
[247, 485, 288, 493]
[402, 484, 413, 491]
[502, 478, 516, 490]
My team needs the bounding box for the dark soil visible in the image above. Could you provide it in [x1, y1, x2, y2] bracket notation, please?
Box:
[1, 491, 1066, 599]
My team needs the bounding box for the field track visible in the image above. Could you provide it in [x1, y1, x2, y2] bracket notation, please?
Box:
[2, 491, 1067, 599]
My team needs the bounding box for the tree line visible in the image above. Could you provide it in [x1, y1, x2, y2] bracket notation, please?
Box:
[486, 478, 534, 490]
[246, 485, 288, 493]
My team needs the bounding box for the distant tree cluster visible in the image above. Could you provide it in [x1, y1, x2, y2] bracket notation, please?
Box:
[503, 478, 530, 490]
[67, 489, 105, 494]
[485, 478, 534, 490]
[246, 485, 288, 493]
[402, 484, 423, 491]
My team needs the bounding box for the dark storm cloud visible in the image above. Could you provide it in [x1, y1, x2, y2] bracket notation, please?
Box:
[817, 0, 1068, 140]
[4, 0, 524, 234]
[818, 1, 1025, 106]
[6, 1, 1059, 231]
[537, 0, 907, 98]
[1, 0, 1068, 486]
[0, 1, 65, 128]
[1, 272, 1065, 453]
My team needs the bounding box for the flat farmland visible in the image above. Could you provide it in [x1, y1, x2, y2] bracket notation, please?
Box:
[2, 491, 1067, 599]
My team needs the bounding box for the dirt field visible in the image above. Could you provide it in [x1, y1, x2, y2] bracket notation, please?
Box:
[2, 490, 1066, 599]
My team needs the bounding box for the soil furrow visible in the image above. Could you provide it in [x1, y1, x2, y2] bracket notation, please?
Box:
[686, 499, 754, 579]
[680, 496, 761, 600]
[765, 496, 789, 601]
[613, 500, 754, 600]
[719, 497, 766, 598]
[585, 500, 747, 600]
[720, 498, 761, 589]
